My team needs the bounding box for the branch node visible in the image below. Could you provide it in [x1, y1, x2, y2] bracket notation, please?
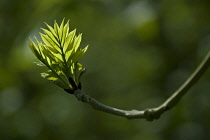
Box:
[144, 109, 155, 121]
[82, 95, 91, 102]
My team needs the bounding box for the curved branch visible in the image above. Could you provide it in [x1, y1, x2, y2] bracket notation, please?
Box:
[71, 50, 210, 121]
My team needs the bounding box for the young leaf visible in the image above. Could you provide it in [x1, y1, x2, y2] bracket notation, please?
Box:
[40, 33, 61, 53]
[78, 68, 86, 82]
[41, 28, 60, 47]
[63, 29, 76, 53]
[61, 20, 70, 46]
[73, 34, 82, 52]
[58, 19, 65, 42]
[28, 42, 41, 60]
[44, 22, 58, 39]
[54, 20, 59, 38]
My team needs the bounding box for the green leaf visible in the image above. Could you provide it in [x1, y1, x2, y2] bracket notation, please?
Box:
[53, 53, 63, 62]
[77, 63, 83, 71]
[44, 22, 58, 39]
[40, 45, 57, 64]
[70, 63, 75, 75]
[41, 28, 60, 49]
[71, 45, 88, 64]
[58, 19, 65, 42]
[78, 67, 86, 82]
[28, 41, 41, 60]
[63, 29, 76, 53]
[40, 33, 61, 53]
[48, 76, 58, 81]
[61, 20, 70, 46]
[73, 34, 82, 52]
[54, 20, 59, 36]
[46, 45, 61, 54]
[65, 49, 73, 62]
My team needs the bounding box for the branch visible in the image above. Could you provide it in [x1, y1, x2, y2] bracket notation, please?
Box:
[71, 50, 210, 121]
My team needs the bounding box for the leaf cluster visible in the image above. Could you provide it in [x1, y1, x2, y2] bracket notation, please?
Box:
[28, 19, 88, 90]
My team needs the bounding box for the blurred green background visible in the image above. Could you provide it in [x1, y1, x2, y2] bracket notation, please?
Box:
[0, 0, 210, 140]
